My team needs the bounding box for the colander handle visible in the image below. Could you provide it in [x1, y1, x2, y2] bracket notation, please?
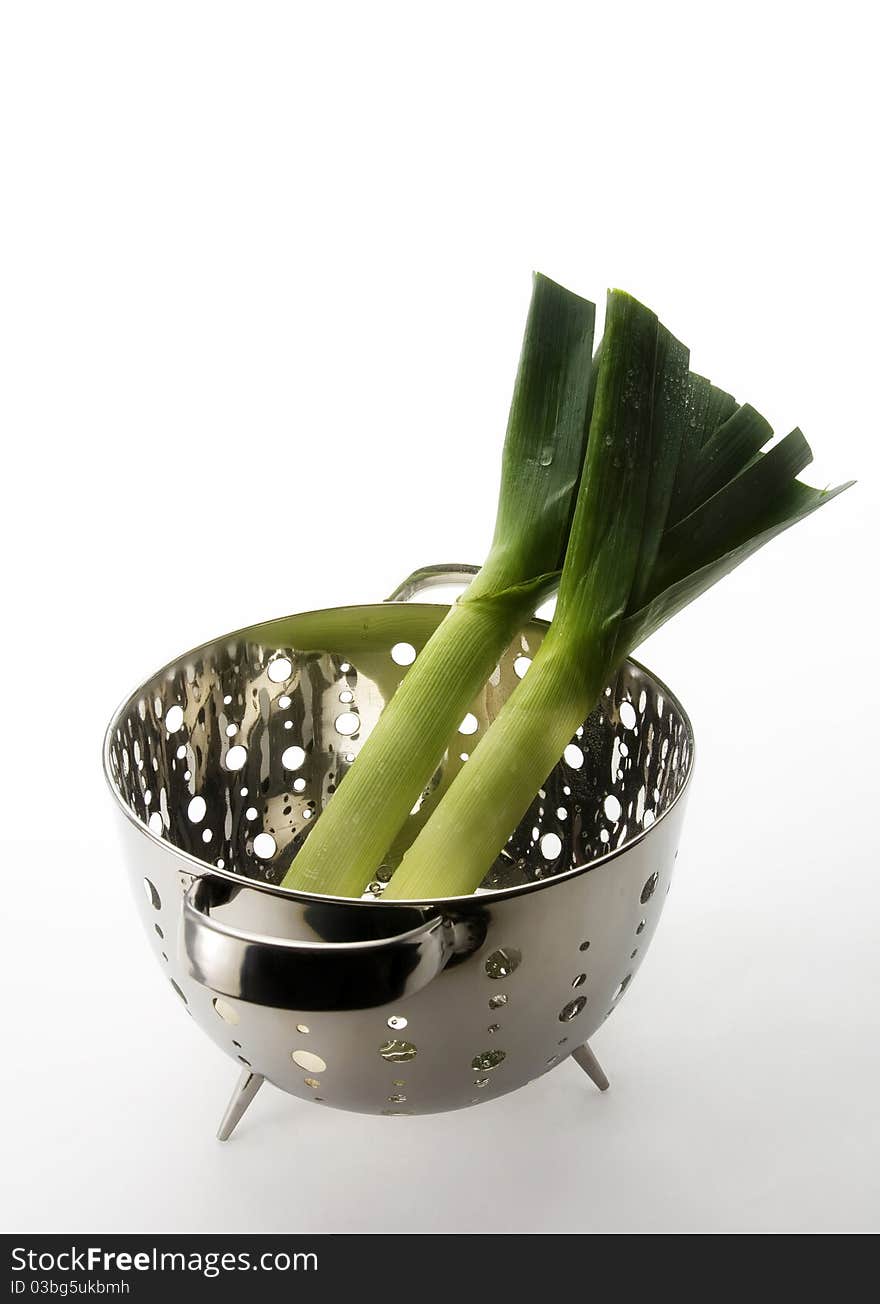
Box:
[182, 875, 465, 1011]
[385, 563, 479, 603]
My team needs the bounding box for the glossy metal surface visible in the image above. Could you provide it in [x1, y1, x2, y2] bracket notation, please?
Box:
[216, 1070, 264, 1142]
[385, 563, 484, 603]
[184, 876, 466, 1010]
[104, 564, 694, 1120]
[572, 1043, 610, 1091]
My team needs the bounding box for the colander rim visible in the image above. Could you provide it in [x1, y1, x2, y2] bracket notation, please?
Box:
[101, 600, 695, 909]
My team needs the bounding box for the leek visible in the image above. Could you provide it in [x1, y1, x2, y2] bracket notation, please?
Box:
[384, 289, 850, 900]
[281, 274, 597, 896]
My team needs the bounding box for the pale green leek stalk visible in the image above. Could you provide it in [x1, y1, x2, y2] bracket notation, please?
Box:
[281, 275, 596, 896]
[384, 290, 666, 900]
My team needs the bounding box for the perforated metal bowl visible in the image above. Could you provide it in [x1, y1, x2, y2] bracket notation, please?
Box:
[103, 565, 694, 1137]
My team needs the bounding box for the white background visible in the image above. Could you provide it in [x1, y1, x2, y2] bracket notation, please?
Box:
[1, 2, 877, 1234]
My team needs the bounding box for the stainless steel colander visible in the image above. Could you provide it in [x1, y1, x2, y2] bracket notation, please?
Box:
[103, 565, 694, 1138]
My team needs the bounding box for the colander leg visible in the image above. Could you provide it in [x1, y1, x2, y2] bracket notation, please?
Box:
[216, 1068, 265, 1141]
[573, 1041, 609, 1092]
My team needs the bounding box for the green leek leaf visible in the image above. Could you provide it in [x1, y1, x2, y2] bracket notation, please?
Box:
[385, 288, 851, 902]
[646, 427, 813, 601]
[616, 476, 853, 654]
